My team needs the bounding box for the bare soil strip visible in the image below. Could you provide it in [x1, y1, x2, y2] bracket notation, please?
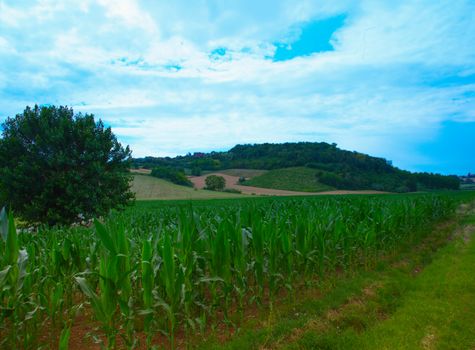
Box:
[189, 173, 386, 196]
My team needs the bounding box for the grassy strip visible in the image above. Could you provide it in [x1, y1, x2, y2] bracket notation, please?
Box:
[199, 202, 475, 350]
[356, 209, 475, 349]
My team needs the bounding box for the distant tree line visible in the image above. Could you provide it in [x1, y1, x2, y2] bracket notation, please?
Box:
[134, 142, 459, 192]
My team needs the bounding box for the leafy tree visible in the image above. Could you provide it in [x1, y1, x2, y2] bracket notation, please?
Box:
[0, 105, 134, 225]
[204, 175, 225, 191]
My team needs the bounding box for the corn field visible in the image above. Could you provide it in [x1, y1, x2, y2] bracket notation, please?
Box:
[0, 193, 469, 349]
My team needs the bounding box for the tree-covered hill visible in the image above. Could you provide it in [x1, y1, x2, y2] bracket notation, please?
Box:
[133, 142, 459, 192]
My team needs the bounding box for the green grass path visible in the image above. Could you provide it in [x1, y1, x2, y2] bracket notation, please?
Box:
[358, 212, 475, 350]
[201, 204, 475, 350]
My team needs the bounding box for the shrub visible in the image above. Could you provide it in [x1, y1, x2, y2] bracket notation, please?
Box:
[204, 175, 226, 191]
[191, 167, 202, 176]
[151, 166, 193, 187]
[318, 172, 354, 189]
[222, 188, 241, 194]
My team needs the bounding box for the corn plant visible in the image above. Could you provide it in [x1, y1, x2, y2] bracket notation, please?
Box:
[2, 192, 472, 349]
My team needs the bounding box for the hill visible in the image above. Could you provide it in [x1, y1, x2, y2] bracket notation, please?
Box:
[133, 142, 460, 193]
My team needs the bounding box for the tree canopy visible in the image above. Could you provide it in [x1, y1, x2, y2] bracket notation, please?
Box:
[205, 175, 226, 191]
[0, 105, 134, 225]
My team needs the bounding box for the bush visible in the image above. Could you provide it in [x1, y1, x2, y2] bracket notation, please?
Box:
[151, 166, 193, 187]
[0, 105, 134, 225]
[318, 172, 354, 189]
[222, 188, 241, 194]
[191, 167, 202, 176]
[204, 175, 226, 191]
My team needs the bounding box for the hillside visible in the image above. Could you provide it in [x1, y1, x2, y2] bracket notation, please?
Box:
[188, 171, 342, 196]
[243, 167, 334, 192]
[133, 142, 460, 193]
[131, 174, 243, 200]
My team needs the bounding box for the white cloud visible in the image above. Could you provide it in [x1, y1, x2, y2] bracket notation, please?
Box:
[98, 0, 158, 35]
[0, 2, 27, 26]
[0, 0, 474, 172]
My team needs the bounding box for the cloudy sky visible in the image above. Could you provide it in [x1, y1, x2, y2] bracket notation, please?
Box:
[1, 0, 474, 174]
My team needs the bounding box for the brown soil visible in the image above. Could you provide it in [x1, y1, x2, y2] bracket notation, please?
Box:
[189, 173, 386, 196]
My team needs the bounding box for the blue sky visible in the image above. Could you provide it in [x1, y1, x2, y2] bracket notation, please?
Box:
[0, 0, 474, 175]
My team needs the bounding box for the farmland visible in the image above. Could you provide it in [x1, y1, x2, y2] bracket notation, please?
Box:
[2, 192, 475, 349]
[135, 171, 387, 199]
[131, 174, 243, 200]
[242, 167, 335, 192]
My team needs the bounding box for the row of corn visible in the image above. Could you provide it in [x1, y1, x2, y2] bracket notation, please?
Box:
[0, 193, 467, 349]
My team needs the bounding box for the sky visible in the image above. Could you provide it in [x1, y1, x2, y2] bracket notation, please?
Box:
[0, 0, 474, 175]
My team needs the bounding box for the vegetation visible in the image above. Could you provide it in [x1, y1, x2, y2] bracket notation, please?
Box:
[217, 169, 268, 178]
[191, 166, 202, 176]
[222, 188, 242, 194]
[131, 174, 242, 200]
[0, 105, 133, 225]
[462, 183, 475, 190]
[244, 167, 334, 192]
[205, 175, 226, 191]
[1, 192, 472, 349]
[133, 142, 460, 193]
[358, 216, 475, 349]
[200, 199, 475, 350]
[150, 166, 193, 187]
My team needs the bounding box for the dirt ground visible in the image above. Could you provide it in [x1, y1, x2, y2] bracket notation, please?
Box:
[189, 173, 386, 196]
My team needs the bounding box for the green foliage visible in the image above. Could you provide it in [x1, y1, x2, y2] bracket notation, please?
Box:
[244, 167, 333, 192]
[316, 169, 460, 193]
[1, 193, 474, 348]
[191, 166, 202, 176]
[150, 166, 193, 187]
[318, 172, 354, 189]
[0, 105, 133, 225]
[358, 224, 475, 349]
[205, 175, 226, 191]
[222, 188, 242, 194]
[191, 157, 221, 171]
[133, 142, 459, 193]
[202, 203, 475, 350]
[415, 172, 460, 190]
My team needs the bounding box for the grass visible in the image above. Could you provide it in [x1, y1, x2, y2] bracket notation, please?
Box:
[199, 200, 475, 350]
[243, 167, 334, 192]
[131, 174, 243, 200]
[357, 209, 475, 349]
